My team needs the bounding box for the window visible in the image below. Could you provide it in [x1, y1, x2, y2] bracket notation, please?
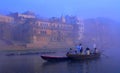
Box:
[40, 31, 46, 35]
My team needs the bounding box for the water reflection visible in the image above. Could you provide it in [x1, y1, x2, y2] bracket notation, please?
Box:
[0, 55, 42, 73]
[41, 59, 101, 73]
[0, 55, 101, 73]
[41, 61, 68, 73]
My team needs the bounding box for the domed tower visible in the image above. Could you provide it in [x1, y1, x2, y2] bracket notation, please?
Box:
[61, 15, 66, 23]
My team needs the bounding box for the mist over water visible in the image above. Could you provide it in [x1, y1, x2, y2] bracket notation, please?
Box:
[0, 0, 120, 73]
[0, 48, 120, 73]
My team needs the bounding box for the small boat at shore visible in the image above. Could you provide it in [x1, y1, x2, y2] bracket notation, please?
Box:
[66, 52, 101, 60]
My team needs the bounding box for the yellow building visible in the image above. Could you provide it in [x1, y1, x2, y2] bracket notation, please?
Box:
[26, 19, 77, 49]
[0, 15, 14, 23]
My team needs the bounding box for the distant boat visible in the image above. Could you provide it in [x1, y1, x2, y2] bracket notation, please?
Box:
[6, 53, 16, 56]
[66, 52, 101, 60]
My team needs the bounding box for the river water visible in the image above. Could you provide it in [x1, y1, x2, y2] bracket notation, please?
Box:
[0, 48, 120, 73]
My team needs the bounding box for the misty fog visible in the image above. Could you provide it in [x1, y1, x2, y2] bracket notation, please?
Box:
[0, 0, 120, 50]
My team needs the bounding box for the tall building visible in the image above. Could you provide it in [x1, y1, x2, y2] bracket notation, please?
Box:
[0, 15, 14, 40]
[83, 18, 111, 48]
[65, 15, 84, 43]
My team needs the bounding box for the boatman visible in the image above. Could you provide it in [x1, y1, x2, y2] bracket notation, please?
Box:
[93, 48, 98, 54]
[76, 44, 82, 54]
[93, 43, 98, 54]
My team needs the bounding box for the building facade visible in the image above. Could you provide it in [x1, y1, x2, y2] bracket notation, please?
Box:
[0, 15, 14, 40]
[0, 15, 14, 23]
[0, 12, 84, 49]
[26, 19, 77, 48]
[9, 12, 83, 49]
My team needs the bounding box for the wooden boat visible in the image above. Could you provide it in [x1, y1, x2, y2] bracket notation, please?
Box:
[41, 54, 69, 62]
[66, 52, 101, 60]
[41, 51, 101, 61]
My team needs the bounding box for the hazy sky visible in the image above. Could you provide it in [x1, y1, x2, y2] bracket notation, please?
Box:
[0, 0, 120, 21]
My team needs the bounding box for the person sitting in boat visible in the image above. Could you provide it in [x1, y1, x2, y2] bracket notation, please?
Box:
[67, 48, 74, 54]
[85, 47, 90, 55]
[76, 44, 82, 54]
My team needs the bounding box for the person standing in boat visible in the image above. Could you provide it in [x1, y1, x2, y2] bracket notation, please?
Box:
[93, 48, 98, 54]
[85, 47, 90, 55]
[93, 43, 98, 54]
[80, 47, 83, 54]
[76, 44, 82, 54]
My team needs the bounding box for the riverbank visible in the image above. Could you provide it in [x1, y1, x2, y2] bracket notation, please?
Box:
[0, 46, 69, 56]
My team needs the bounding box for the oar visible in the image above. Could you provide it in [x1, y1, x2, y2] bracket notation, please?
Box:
[102, 53, 109, 58]
[100, 49, 109, 58]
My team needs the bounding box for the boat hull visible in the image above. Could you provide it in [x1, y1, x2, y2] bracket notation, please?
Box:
[41, 55, 69, 62]
[66, 53, 101, 60]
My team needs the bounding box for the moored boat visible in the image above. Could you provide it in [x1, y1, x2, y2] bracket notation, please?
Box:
[66, 52, 101, 60]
